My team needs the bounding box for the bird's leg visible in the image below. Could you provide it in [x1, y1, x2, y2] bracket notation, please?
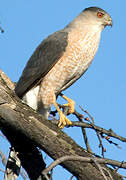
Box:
[60, 93, 75, 114]
[53, 101, 72, 129]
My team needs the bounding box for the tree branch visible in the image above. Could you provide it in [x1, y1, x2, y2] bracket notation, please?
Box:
[0, 70, 46, 180]
[52, 104, 125, 143]
[42, 155, 126, 175]
[0, 71, 123, 180]
[71, 121, 126, 142]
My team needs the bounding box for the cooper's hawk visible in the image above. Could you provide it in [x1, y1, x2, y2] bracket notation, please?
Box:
[15, 7, 112, 128]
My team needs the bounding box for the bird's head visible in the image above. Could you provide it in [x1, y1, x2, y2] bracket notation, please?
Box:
[69, 7, 112, 31]
[82, 7, 112, 28]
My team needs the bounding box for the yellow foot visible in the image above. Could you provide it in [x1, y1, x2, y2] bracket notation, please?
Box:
[53, 98, 72, 128]
[63, 97, 75, 114]
[58, 111, 72, 129]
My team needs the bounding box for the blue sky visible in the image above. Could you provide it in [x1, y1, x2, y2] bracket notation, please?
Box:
[0, 0, 126, 179]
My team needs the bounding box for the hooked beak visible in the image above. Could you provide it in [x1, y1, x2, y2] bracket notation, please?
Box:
[108, 17, 113, 27]
[104, 17, 113, 27]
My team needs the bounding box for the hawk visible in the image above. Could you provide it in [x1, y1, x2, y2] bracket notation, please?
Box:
[15, 7, 112, 128]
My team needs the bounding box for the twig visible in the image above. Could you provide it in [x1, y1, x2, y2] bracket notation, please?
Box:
[81, 127, 93, 153]
[51, 104, 126, 143]
[71, 105, 93, 153]
[51, 105, 125, 157]
[74, 106, 126, 146]
[79, 106, 107, 156]
[51, 104, 124, 153]
[79, 105, 94, 124]
[101, 134, 121, 149]
[96, 131, 106, 157]
[114, 161, 125, 172]
[70, 121, 126, 142]
[56, 104, 123, 156]
[78, 115, 93, 153]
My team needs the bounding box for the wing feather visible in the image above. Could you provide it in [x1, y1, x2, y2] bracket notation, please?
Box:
[15, 30, 68, 98]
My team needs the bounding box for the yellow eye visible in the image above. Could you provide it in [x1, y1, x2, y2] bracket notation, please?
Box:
[97, 12, 104, 18]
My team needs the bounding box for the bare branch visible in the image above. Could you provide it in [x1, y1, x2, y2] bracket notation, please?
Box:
[71, 121, 126, 142]
[96, 131, 106, 157]
[79, 105, 94, 124]
[81, 127, 93, 153]
[77, 115, 93, 153]
[51, 103, 125, 144]
[42, 155, 126, 176]
[79, 106, 107, 156]
[56, 104, 126, 143]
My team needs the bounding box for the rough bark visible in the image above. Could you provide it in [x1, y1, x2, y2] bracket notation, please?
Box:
[0, 71, 122, 180]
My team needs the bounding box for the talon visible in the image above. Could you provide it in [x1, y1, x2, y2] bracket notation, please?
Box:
[63, 100, 75, 114]
[58, 111, 72, 128]
[53, 100, 72, 128]
[60, 94, 75, 114]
